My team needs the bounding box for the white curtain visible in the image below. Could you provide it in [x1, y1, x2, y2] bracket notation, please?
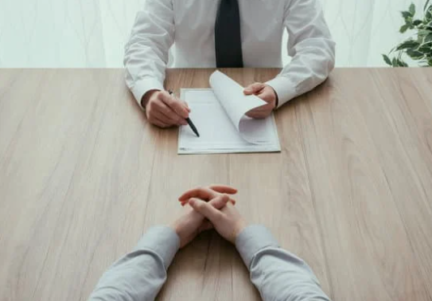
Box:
[0, 0, 426, 67]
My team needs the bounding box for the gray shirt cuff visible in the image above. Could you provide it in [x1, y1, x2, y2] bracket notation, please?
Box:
[235, 224, 279, 269]
[134, 226, 180, 269]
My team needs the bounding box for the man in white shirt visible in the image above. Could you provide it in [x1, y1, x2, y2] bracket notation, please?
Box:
[88, 186, 331, 301]
[124, 0, 335, 128]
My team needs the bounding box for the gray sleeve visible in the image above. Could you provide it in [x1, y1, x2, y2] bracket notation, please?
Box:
[235, 225, 331, 301]
[88, 226, 180, 301]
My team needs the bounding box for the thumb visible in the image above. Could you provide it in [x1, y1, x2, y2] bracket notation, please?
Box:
[208, 194, 230, 210]
[244, 83, 265, 95]
[189, 198, 224, 223]
[182, 100, 191, 112]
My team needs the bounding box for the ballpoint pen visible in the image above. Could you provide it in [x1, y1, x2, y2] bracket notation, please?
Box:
[168, 90, 200, 137]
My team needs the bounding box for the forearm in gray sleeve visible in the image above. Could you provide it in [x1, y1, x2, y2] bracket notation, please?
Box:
[88, 226, 179, 301]
[236, 225, 331, 301]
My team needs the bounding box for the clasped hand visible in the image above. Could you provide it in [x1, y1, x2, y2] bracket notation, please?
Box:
[171, 185, 247, 248]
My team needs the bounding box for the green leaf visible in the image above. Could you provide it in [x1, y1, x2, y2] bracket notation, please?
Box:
[425, 0, 431, 12]
[418, 29, 431, 37]
[412, 19, 422, 26]
[396, 40, 420, 50]
[409, 3, 416, 15]
[400, 24, 409, 33]
[401, 11, 412, 19]
[397, 59, 408, 67]
[418, 42, 432, 54]
[427, 8, 432, 20]
[406, 49, 424, 59]
[425, 33, 432, 43]
[392, 57, 398, 67]
[382, 54, 392, 65]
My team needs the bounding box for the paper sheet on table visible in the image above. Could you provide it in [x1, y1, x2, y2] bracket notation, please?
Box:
[210, 71, 269, 144]
[178, 71, 281, 155]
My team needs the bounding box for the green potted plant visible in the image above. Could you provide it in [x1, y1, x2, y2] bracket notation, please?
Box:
[383, 0, 432, 67]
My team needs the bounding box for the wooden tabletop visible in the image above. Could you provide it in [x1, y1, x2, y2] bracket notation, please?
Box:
[1, 68, 432, 301]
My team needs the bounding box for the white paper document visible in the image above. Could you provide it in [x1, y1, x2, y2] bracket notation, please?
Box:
[178, 71, 281, 154]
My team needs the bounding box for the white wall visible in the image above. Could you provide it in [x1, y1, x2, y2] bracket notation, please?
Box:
[0, 0, 426, 67]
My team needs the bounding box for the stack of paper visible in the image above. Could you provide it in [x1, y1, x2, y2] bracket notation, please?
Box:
[178, 71, 281, 154]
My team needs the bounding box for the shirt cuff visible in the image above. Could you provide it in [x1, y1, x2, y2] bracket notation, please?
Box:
[131, 78, 164, 110]
[266, 76, 298, 108]
[235, 225, 279, 269]
[134, 226, 180, 269]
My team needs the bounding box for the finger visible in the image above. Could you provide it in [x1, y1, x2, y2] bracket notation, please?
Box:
[208, 185, 238, 195]
[155, 101, 187, 125]
[189, 198, 224, 222]
[248, 106, 272, 114]
[179, 186, 237, 203]
[244, 82, 265, 94]
[247, 113, 268, 119]
[149, 114, 172, 128]
[257, 90, 275, 104]
[256, 93, 272, 104]
[180, 190, 234, 207]
[244, 83, 265, 95]
[198, 220, 214, 232]
[178, 187, 218, 202]
[151, 109, 178, 126]
[182, 100, 191, 112]
[246, 105, 273, 119]
[208, 194, 230, 209]
[180, 197, 236, 206]
[248, 105, 273, 114]
[246, 111, 269, 119]
[160, 93, 189, 118]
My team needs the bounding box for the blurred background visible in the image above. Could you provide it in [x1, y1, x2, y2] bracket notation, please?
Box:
[0, 0, 426, 67]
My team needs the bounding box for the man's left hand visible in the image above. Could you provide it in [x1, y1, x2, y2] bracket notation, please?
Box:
[170, 195, 229, 248]
[243, 83, 278, 119]
[171, 185, 238, 248]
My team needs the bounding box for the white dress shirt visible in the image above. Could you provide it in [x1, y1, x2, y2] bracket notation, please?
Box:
[124, 0, 335, 109]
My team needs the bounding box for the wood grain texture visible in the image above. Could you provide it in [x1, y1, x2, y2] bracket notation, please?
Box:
[0, 68, 431, 301]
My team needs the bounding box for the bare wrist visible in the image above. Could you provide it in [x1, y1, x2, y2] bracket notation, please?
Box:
[233, 220, 247, 241]
[169, 220, 181, 237]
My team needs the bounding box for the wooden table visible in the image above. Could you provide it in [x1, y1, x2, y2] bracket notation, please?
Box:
[1, 68, 432, 301]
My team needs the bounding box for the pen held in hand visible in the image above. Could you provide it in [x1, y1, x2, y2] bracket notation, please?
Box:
[186, 118, 200, 137]
[168, 90, 200, 137]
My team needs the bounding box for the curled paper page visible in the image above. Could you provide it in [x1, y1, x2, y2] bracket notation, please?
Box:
[209, 71, 270, 144]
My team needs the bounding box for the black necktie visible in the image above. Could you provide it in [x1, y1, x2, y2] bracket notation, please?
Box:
[214, 0, 244, 68]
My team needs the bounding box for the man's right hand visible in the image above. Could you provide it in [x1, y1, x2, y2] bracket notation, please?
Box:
[180, 186, 246, 244]
[188, 198, 247, 244]
[142, 90, 190, 128]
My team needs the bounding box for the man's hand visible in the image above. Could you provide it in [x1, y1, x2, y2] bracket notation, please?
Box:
[188, 198, 247, 244]
[142, 90, 190, 128]
[179, 185, 245, 244]
[171, 195, 230, 248]
[172, 185, 238, 248]
[243, 83, 278, 119]
[178, 185, 237, 206]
